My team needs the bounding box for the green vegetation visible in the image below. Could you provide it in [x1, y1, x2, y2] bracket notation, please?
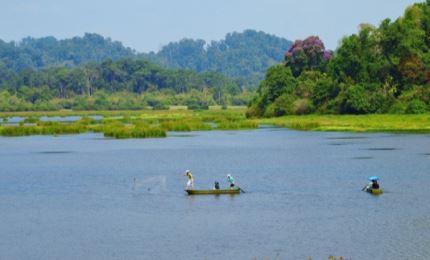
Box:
[0, 109, 260, 139]
[262, 114, 430, 133]
[0, 30, 291, 88]
[248, 1, 430, 116]
[0, 59, 252, 111]
[0, 33, 136, 72]
[146, 30, 291, 86]
[0, 110, 429, 139]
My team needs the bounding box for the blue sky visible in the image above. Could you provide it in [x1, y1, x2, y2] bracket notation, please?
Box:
[0, 0, 421, 52]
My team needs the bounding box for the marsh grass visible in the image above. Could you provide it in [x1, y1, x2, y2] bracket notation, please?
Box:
[102, 122, 166, 139]
[262, 114, 430, 133]
[0, 110, 429, 138]
[216, 119, 259, 130]
[160, 119, 212, 131]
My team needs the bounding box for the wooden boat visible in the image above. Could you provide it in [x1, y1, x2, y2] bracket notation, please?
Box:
[185, 188, 241, 195]
[366, 188, 383, 195]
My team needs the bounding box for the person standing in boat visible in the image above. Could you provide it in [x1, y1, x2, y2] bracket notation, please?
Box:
[184, 170, 194, 189]
[368, 179, 379, 189]
[227, 174, 235, 189]
[364, 176, 380, 191]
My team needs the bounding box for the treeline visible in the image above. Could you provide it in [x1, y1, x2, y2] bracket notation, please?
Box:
[0, 59, 251, 111]
[248, 1, 430, 116]
[145, 30, 292, 86]
[0, 30, 291, 88]
[0, 33, 136, 72]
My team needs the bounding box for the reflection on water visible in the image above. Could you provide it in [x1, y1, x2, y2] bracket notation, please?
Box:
[0, 129, 429, 260]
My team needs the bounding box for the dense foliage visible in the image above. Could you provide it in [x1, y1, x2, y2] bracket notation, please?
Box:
[248, 1, 430, 116]
[0, 30, 291, 88]
[0, 33, 136, 72]
[0, 59, 251, 111]
[144, 30, 292, 86]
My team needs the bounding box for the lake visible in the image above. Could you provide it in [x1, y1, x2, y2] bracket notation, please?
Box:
[0, 129, 429, 259]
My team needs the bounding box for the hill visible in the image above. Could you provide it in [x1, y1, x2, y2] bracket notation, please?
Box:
[145, 30, 292, 86]
[0, 30, 291, 87]
[0, 33, 136, 72]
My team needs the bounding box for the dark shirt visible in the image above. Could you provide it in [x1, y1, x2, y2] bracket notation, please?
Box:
[372, 182, 380, 189]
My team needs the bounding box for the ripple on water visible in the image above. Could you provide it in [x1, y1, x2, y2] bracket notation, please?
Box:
[367, 147, 397, 151]
[327, 136, 369, 140]
[327, 142, 353, 146]
[352, 156, 374, 160]
[36, 151, 73, 154]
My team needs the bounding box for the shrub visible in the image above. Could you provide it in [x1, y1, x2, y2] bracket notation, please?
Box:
[405, 99, 427, 114]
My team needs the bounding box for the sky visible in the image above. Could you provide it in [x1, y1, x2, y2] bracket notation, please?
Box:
[0, 0, 422, 52]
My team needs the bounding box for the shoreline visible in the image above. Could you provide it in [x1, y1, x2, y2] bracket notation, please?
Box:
[1, 110, 429, 137]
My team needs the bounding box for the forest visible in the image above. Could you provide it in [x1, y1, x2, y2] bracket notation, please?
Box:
[0, 58, 252, 111]
[0, 30, 290, 86]
[248, 1, 430, 116]
[145, 30, 291, 86]
[0, 30, 290, 111]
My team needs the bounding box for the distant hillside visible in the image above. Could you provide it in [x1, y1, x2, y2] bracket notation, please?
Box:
[145, 30, 292, 86]
[0, 30, 291, 86]
[0, 33, 136, 72]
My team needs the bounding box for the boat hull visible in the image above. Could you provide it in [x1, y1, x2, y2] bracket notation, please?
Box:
[366, 188, 383, 195]
[185, 189, 240, 195]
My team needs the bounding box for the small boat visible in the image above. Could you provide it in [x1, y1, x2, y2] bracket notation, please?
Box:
[185, 188, 241, 195]
[366, 188, 383, 195]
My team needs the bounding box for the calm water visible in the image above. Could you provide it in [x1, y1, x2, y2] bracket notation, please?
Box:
[0, 129, 429, 260]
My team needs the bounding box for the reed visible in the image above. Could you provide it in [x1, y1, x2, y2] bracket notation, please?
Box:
[102, 122, 166, 139]
[216, 119, 259, 130]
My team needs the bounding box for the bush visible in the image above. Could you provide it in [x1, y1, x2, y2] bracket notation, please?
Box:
[341, 85, 370, 114]
[405, 99, 427, 114]
[293, 98, 314, 115]
[389, 101, 407, 114]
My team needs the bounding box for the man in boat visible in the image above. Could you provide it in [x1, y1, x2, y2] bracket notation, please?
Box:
[214, 181, 220, 190]
[364, 176, 380, 190]
[184, 170, 194, 189]
[227, 174, 235, 189]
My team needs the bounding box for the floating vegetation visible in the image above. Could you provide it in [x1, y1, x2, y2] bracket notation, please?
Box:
[102, 122, 166, 139]
[23, 116, 40, 124]
[160, 119, 211, 132]
[216, 119, 259, 130]
[0, 110, 429, 139]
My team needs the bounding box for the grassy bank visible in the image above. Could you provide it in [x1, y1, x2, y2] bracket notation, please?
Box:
[0, 110, 429, 138]
[261, 114, 430, 133]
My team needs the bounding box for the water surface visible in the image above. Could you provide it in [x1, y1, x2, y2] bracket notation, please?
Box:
[0, 129, 429, 260]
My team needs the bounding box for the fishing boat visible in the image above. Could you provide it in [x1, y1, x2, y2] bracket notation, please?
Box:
[185, 188, 241, 195]
[366, 188, 383, 195]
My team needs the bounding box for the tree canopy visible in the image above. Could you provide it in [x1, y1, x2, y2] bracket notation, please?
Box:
[0, 30, 291, 88]
[248, 1, 430, 116]
[0, 58, 252, 111]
